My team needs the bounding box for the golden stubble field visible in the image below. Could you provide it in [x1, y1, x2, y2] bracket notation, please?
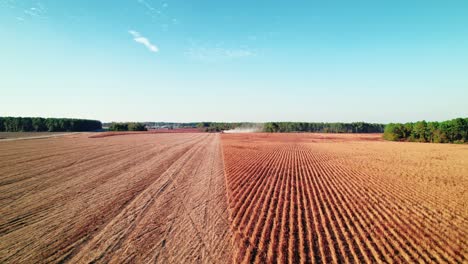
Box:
[1, 132, 467, 263]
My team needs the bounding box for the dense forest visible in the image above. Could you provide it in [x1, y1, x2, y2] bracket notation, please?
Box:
[263, 122, 385, 133]
[384, 118, 468, 143]
[103, 122, 199, 129]
[0, 117, 102, 132]
[146, 122, 199, 128]
[108, 122, 147, 131]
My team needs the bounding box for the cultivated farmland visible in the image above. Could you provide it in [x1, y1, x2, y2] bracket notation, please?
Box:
[221, 133, 468, 263]
[0, 133, 231, 263]
[0, 132, 77, 140]
[0, 132, 467, 263]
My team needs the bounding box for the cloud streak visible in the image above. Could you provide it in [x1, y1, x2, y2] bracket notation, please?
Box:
[137, 0, 156, 11]
[129, 30, 159, 53]
[3, 0, 48, 20]
[185, 46, 254, 62]
[135, 0, 176, 32]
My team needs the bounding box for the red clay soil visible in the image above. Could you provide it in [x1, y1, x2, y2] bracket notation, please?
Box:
[148, 128, 201, 133]
[1, 132, 467, 263]
[89, 128, 202, 138]
[221, 133, 468, 263]
[0, 133, 232, 263]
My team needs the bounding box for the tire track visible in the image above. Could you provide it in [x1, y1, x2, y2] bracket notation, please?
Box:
[1, 133, 233, 264]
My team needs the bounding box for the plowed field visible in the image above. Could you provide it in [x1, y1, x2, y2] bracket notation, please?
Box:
[1, 132, 466, 263]
[221, 133, 468, 263]
[0, 133, 232, 263]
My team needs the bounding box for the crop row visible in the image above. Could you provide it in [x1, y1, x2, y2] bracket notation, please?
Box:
[222, 137, 467, 263]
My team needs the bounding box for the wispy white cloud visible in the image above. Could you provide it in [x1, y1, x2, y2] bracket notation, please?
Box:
[24, 2, 47, 18]
[3, 0, 48, 20]
[137, 0, 156, 11]
[136, 0, 175, 31]
[186, 47, 254, 62]
[129, 30, 159, 53]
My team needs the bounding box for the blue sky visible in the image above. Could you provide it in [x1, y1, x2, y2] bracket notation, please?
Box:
[1, 0, 467, 123]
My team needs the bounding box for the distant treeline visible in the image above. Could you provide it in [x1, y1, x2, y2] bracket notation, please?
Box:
[0, 117, 102, 132]
[197, 122, 254, 132]
[103, 122, 199, 129]
[263, 122, 385, 133]
[384, 118, 468, 143]
[146, 122, 199, 128]
[195, 122, 385, 133]
[108, 122, 147, 131]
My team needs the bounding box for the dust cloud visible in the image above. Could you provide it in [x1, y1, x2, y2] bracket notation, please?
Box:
[223, 123, 264, 133]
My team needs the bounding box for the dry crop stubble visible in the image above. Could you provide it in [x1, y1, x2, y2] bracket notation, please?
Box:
[0, 133, 233, 263]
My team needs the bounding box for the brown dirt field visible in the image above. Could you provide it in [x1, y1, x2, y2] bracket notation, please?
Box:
[148, 128, 202, 133]
[89, 128, 202, 138]
[221, 133, 468, 263]
[0, 133, 232, 263]
[2, 132, 467, 263]
[0, 132, 77, 140]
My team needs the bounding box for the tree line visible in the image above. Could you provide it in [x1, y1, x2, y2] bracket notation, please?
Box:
[145, 122, 199, 128]
[103, 122, 199, 129]
[108, 122, 147, 131]
[197, 122, 254, 132]
[383, 118, 467, 143]
[263, 122, 385, 133]
[195, 122, 385, 133]
[0, 117, 102, 132]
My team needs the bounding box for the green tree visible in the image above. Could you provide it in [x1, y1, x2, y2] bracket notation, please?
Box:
[109, 123, 128, 131]
[412, 121, 428, 142]
[426, 122, 439, 143]
[382, 118, 467, 144]
[128, 122, 147, 131]
[383, 123, 402, 141]
[32, 117, 47, 131]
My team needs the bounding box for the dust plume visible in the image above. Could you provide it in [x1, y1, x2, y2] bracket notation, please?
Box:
[223, 123, 264, 133]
